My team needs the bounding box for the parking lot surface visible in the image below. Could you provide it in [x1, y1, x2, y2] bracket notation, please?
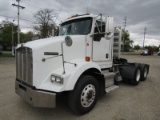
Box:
[0, 55, 160, 120]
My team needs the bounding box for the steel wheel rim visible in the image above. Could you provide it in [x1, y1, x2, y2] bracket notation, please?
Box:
[144, 67, 148, 78]
[81, 84, 96, 108]
[136, 69, 141, 82]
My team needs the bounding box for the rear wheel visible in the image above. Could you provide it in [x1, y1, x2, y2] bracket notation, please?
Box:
[68, 75, 99, 115]
[139, 64, 149, 81]
[120, 65, 141, 86]
[130, 67, 141, 85]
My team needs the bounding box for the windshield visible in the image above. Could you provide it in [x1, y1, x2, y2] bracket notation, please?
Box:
[59, 17, 92, 36]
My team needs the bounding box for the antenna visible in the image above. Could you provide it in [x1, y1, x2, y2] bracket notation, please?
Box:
[86, 0, 91, 13]
[54, 7, 62, 22]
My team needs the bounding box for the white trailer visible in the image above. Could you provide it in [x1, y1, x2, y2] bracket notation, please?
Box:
[15, 14, 149, 115]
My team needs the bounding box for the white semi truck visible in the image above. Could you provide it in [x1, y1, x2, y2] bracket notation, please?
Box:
[15, 14, 149, 115]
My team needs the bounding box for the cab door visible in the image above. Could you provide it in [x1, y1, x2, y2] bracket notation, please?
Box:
[92, 20, 110, 61]
[92, 17, 114, 68]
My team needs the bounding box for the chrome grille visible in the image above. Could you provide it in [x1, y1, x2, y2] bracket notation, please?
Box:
[16, 47, 33, 85]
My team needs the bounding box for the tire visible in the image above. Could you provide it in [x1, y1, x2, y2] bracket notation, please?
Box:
[120, 58, 128, 64]
[130, 66, 141, 85]
[68, 75, 99, 115]
[139, 64, 149, 81]
[119, 65, 141, 86]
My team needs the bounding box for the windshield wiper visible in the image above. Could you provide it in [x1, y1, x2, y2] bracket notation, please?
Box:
[61, 24, 72, 35]
[67, 24, 72, 34]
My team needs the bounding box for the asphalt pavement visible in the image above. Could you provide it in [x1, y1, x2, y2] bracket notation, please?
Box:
[0, 55, 160, 120]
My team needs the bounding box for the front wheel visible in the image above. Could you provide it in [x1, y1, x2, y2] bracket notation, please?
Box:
[68, 75, 99, 115]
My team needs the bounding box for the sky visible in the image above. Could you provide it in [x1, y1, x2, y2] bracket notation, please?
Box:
[0, 0, 160, 47]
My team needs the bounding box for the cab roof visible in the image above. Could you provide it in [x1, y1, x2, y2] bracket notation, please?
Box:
[61, 14, 106, 24]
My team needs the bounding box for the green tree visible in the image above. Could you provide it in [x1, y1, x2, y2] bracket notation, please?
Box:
[144, 45, 159, 52]
[20, 31, 34, 43]
[134, 45, 141, 51]
[122, 30, 133, 52]
[0, 21, 17, 50]
[0, 21, 35, 50]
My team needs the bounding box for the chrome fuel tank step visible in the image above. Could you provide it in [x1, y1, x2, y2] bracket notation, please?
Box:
[102, 70, 116, 88]
[105, 85, 119, 93]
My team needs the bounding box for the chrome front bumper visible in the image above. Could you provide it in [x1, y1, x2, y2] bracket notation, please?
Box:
[15, 80, 56, 108]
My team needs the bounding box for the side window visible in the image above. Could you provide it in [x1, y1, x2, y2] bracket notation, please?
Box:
[93, 21, 105, 41]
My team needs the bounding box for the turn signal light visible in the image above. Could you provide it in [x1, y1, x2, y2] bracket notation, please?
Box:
[85, 56, 90, 62]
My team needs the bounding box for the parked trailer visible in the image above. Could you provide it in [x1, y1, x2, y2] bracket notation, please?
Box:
[15, 14, 149, 115]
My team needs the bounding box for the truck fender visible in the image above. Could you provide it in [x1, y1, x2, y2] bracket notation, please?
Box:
[64, 61, 101, 91]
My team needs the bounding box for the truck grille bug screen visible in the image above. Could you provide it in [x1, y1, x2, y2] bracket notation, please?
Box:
[16, 47, 33, 85]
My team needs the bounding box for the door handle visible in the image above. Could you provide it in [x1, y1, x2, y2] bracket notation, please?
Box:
[106, 54, 108, 58]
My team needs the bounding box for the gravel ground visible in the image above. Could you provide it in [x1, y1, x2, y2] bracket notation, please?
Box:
[0, 55, 160, 120]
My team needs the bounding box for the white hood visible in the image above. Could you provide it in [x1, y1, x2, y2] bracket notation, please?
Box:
[21, 35, 86, 88]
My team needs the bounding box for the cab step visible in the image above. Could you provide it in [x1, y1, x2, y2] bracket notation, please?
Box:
[102, 71, 116, 88]
[105, 85, 119, 93]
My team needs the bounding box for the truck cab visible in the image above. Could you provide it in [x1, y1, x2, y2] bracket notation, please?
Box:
[59, 14, 114, 68]
[15, 14, 149, 115]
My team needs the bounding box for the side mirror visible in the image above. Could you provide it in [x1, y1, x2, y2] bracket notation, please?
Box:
[105, 16, 114, 40]
[65, 36, 72, 47]
[106, 32, 113, 39]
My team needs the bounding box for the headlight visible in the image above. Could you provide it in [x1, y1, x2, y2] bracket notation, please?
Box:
[51, 75, 63, 84]
[51, 76, 56, 82]
[144, 51, 147, 54]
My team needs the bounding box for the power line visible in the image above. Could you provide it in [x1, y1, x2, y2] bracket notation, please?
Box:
[0, 15, 34, 23]
[22, 0, 43, 12]
[0, 15, 16, 20]
[19, 17, 34, 23]
[54, 7, 62, 22]
[22, 0, 60, 13]
[21, 0, 61, 24]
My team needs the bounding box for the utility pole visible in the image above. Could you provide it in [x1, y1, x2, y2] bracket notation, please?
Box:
[12, 0, 25, 44]
[123, 16, 127, 30]
[143, 26, 147, 49]
[11, 25, 14, 55]
[123, 16, 127, 52]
